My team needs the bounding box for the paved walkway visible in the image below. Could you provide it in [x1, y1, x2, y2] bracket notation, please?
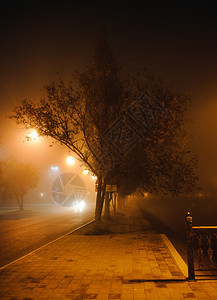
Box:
[0, 209, 217, 299]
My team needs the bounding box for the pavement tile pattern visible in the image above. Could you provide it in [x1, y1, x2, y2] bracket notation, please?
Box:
[1, 210, 217, 299]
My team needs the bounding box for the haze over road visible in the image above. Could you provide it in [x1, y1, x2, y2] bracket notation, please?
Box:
[0, 205, 94, 268]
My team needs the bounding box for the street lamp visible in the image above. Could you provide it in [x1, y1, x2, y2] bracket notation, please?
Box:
[25, 129, 39, 142]
[66, 156, 75, 165]
[51, 166, 59, 171]
[21, 129, 40, 162]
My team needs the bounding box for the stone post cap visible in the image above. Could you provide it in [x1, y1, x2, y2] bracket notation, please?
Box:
[185, 211, 192, 224]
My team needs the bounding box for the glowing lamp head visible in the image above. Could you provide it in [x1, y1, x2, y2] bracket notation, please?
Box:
[51, 166, 59, 171]
[83, 170, 88, 175]
[66, 156, 75, 165]
[26, 130, 39, 142]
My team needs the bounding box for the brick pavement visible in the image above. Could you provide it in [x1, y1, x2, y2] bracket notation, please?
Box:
[0, 209, 217, 299]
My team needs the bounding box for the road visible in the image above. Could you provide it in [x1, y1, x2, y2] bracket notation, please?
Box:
[0, 204, 95, 268]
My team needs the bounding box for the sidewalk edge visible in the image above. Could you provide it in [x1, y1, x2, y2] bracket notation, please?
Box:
[160, 233, 188, 278]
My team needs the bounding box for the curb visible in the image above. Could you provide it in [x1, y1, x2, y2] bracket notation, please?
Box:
[161, 233, 188, 278]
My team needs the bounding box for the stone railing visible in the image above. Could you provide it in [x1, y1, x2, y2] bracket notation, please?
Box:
[185, 212, 217, 280]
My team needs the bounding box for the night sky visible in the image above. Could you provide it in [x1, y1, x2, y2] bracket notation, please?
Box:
[1, 1, 217, 191]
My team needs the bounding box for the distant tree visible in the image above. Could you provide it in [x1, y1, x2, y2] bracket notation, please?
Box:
[1, 158, 39, 211]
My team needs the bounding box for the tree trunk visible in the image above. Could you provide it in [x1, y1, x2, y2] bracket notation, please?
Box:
[113, 193, 116, 215]
[95, 176, 102, 223]
[117, 194, 123, 209]
[16, 195, 23, 211]
[95, 176, 106, 224]
[100, 180, 106, 214]
[20, 195, 24, 211]
[104, 192, 110, 220]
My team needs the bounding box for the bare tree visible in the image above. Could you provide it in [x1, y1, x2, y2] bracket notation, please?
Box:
[11, 32, 124, 222]
[10, 34, 198, 221]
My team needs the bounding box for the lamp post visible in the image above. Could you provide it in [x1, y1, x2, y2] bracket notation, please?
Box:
[185, 212, 195, 281]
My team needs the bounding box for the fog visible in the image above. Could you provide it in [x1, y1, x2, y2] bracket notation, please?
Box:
[135, 98, 217, 238]
[1, 3, 217, 233]
[134, 96, 217, 238]
[0, 119, 96, 210]
[1, 93, 217, 233]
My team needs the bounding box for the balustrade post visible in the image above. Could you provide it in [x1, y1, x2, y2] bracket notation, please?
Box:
[185, 212, 195, 281]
